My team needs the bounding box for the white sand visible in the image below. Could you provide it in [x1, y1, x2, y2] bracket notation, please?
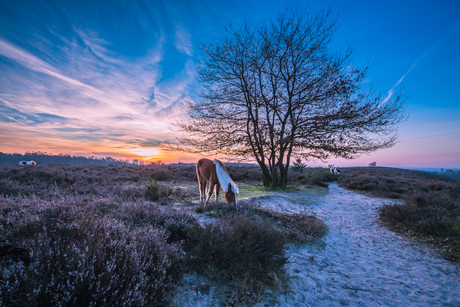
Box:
[172, 183, 460, 306]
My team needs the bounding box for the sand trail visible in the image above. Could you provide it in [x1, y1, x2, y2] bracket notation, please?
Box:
[260, 183, 460, 306]
[174, 183, 460, 306]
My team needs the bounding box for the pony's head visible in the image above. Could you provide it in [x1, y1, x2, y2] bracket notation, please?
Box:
[224, 183, 237, 204]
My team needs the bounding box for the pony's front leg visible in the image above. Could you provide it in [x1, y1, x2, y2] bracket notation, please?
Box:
[205, 182, 215, 206]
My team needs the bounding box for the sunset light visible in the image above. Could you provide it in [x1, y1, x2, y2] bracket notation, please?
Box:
[0, 0, 458, 168]
[1, 2, 460, 305]
[129, 148, 160, 160]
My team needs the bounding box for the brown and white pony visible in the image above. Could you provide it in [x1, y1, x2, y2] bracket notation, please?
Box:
[196, 158, 239, 206]
[19, 160, 36, 166]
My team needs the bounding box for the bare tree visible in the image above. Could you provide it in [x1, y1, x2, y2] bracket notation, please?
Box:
[173, 8, 407, 188]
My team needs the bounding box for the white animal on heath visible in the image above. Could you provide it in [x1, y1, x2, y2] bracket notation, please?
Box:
[329, 165, 341, 175]
[19, 161, 36, 166]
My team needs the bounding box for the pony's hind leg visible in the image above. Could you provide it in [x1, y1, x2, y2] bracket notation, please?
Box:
[215, 183, 220, 204]
[196, 162, 207, 205]
[205, 182, 215, 206]
[200, 179, 207, 205]
[197, 174, 207, 205]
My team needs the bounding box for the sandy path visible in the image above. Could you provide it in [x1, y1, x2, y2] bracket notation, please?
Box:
[173, 183, 460, 306]
[259, 183, 460, 306]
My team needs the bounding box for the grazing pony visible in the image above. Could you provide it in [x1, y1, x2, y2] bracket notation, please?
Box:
[19, 161, 36, 166]
[196, 158, 239, 206]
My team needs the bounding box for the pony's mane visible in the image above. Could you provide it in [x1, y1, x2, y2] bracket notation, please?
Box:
[214, 159, 239, 194]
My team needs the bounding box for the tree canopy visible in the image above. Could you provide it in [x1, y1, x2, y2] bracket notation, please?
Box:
[173, 8, 407, 188]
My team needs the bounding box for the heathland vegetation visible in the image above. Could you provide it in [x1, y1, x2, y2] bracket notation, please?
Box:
[339, 167, 460, 261]
[2, 162, 458, 305]
[0, 163, 327, 306]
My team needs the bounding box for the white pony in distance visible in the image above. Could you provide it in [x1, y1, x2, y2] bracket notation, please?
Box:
[329, 164, 341, 175]
[19, 161, 36, 166]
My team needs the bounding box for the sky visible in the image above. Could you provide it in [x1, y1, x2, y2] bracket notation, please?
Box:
[0, 0, 459, 168]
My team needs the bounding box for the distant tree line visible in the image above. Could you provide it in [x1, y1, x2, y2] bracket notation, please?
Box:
[0, 152, 137, 166]
[440, 168, 460, 181]
[440, 168, 459, 174]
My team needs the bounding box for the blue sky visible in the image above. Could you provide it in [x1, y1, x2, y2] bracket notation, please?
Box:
[0, 0, 459, 167]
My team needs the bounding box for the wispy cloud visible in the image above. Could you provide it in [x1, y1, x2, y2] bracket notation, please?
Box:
[372, 23, 460, 113]
[0, 39, 103, 93]
[345, 23, 460, 146]
[372, 23, 460, 118]
[174, 23, 194, 56]
[0, 112, 30, 127]
[0, 12, 194, 158]
[402, 128, 460, 141]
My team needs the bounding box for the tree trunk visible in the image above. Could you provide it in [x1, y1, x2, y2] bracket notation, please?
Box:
[258, 160, 284, 188]
[257, 160, 273, 187]
[277, 157, 290, 189]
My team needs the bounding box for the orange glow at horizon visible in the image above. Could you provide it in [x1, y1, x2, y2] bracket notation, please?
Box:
[127, 147, 160, 160]
[122, 147, 197, 163]
[0, 129, 199, 164]
[1, 120, 458, 167]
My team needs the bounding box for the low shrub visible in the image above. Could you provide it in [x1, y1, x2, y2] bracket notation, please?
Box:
[195, 202, 327, 244]
[119, 201, 198, 243]
[185, 214, 287, 300]
[225, 165, 262, 182]
[150, 167, 172, 181]
[0, 165, 182, 199]
[145, 177, 173, 201]
[0, 197, 185, 306]
[258, 209, 328, 243]
[380, 192, 460, 238]
[291, 167, 335, 187]
[339, 167, 459, 199]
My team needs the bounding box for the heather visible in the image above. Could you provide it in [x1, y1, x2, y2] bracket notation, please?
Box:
[0, 196, 185, 306]
[188, 202, 327, 303]
[0, 164, 195, 305]
[0, 163, 327, 305]
[195, 201, 328, 244]
[289, 166, 338, 188]
[185, 214, 288, 303]
[339, 167, 460, 260]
